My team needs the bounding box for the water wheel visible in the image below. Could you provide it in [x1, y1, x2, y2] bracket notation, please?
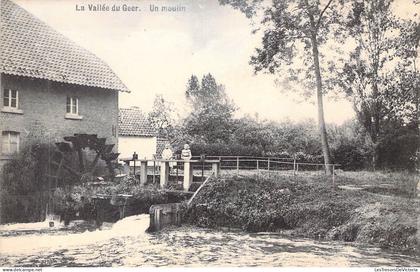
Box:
[50, 134, 120, 183]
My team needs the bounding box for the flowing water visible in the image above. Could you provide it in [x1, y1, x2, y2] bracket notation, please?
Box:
[0, 215, 418, 267]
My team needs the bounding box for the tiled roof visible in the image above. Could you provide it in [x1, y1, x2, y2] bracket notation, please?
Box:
[0, 0, 129, 92]
[156, 137, 170, 159]
[119, 107, 156, 137]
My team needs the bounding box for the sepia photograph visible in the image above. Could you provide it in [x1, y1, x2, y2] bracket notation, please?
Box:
[0, 0, 419, 269]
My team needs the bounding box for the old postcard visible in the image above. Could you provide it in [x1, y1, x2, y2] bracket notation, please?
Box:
[0, 0, 419, 269]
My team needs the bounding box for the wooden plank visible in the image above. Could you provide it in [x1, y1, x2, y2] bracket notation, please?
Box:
[188, 173, 214, 206]
[51, 161, 81, 178]
[77, 147, 85, 172]
[88, 152, 101, 174]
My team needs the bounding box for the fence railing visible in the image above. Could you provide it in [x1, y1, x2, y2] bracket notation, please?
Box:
[120, 156, 340, 190]
[190, 155, 340, 186]
[191, 155, 339, 175]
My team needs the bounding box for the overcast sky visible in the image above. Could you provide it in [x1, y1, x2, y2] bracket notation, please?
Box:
[14, 0, 417, 124]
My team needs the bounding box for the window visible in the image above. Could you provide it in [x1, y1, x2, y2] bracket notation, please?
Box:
[3, 89, 18, 109]
[66, 97, 78, 115]
[1, 131, 20, 155]
[65, 96, 82, 120]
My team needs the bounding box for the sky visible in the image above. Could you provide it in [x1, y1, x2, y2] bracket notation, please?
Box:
[13, 0, 416, 124]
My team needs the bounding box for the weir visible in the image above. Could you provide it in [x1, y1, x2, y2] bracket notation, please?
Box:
[42, 159, 220, 229]
[121, 158, 221, 191]
[148, 174, 215, 232]
[148, 203, 182, 232]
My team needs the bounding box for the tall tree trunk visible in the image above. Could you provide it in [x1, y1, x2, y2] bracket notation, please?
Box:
[369, 125, 379, 171]
[307, 11, 332, 174]
[415, 64, 420, 173]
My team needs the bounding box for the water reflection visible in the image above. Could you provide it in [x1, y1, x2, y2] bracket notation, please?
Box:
[0, 215, 418, 267]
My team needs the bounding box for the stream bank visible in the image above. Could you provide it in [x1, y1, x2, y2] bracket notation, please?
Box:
[182, 175, 419, 255]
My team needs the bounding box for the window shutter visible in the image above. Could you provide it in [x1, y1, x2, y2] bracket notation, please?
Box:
[66, 97, 71, 113]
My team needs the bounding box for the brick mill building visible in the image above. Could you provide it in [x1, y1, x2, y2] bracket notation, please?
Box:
[0, 0, 129, 169]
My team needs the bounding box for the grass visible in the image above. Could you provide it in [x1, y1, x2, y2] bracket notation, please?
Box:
[220, 169, 419, 197]
[182, 173, 419, 254]
[335, 171, 419, 197]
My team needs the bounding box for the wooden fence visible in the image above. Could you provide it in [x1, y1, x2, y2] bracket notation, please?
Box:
[122, 155, 340, 190]
[190, 155, 340, 184]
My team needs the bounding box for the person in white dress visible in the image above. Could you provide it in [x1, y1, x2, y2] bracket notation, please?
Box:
[181, 144, 192, 160]
[161, 143, 173, 160]
[162, 143, 176, 172]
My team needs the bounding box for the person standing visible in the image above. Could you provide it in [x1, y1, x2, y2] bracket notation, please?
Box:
[181, 144, 192, 160]
[162, 143, 176, 173]
[161, 143, 173, 160]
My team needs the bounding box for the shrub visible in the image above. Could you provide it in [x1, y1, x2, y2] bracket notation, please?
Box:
[0, 143, 54, 223]
[189, 143, 262, 157]
[182, 175, 419, 253]
[378, 132, 419, 171]
[331, 142, 370, 170]
[1, 143, 52, 195]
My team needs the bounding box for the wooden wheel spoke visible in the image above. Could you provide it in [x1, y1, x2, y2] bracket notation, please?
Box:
[52, 134, 120, 183]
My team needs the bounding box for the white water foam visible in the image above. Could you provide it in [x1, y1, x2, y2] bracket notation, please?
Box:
[0, 219, 63, 232]
[0, 214, 150, 254]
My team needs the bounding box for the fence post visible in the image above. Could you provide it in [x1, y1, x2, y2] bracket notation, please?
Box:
[296, 163, 299, 174]
[236, 156, 239, 175]
[332, 164, 335, 187]
[293, 156, 296, 176]
[176, 162, 179, 183]
[183, 161, 194, 191]
[257, 160, 259, 177]
[212, 161, 220, 178]
[160, 161, 169, 189]
[153, 159, 156, 184]
[140, 160, 147, 185]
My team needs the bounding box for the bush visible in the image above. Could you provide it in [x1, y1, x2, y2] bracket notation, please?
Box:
[378, 132, 419, 171]
[331, 142, 370, 170]
[183, 175, 419, 253]
[0, 143, 54, 223]
[1, 143, 52, 195]
[189, 143, 262, 157]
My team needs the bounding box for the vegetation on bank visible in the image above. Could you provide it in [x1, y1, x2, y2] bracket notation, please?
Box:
[182, 174, 419, 253]
[1, 144, 52, 223]
[0, 149, 173, 224]
[51, 176, 169, 219]
[0, 142, 187, 224]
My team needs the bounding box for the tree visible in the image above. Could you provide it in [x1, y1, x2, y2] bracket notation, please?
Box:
[219, 0, 344, 173]
[232, 115, 276, 154]
[147, 94, 176, 140]
[184, 74, 237, 144]
[328, 119, 371, 170]
[395, 18, 419, 131]
[396, 18, 420, 171]
[339, 0, 419, 170]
